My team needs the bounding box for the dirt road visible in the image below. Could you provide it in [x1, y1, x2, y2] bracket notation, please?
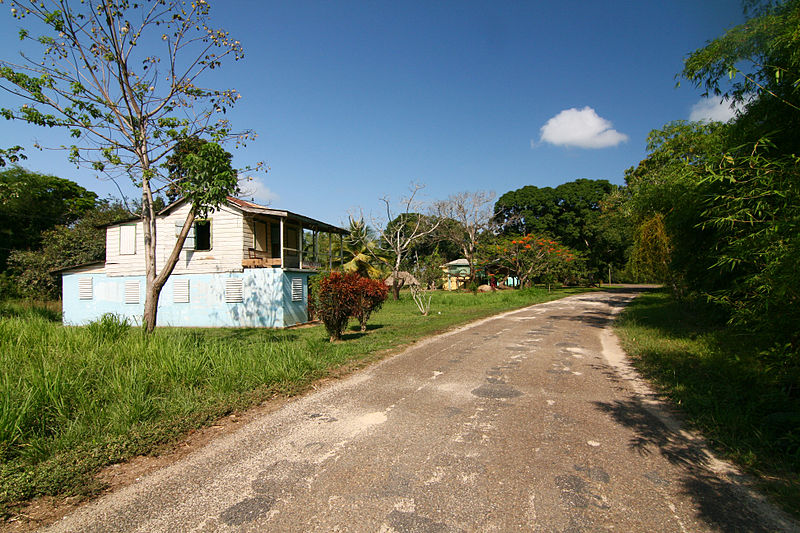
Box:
[42, 290, 796, 532]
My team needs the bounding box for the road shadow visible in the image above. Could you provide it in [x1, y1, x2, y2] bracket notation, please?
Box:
[547, 312, 615, 329]
[594, 398, 787, 531]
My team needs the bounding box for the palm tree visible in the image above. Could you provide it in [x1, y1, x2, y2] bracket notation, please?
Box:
[341, 217, 389, 279]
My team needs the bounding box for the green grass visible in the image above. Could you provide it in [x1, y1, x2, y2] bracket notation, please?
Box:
[0, 287, 589, 516]
[614, 289, 800, 516]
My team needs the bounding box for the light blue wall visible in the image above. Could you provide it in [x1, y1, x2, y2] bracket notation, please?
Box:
[282, 271, 312, 327]
[62, 269, 310, 328]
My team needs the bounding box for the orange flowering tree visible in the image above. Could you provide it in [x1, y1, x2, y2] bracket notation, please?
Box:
[480, 234, 577, 288]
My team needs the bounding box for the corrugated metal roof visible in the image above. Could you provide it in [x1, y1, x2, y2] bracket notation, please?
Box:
[159, 196, 348, 234]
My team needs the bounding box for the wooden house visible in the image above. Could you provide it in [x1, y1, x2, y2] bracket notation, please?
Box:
[60, 197, 347, 327]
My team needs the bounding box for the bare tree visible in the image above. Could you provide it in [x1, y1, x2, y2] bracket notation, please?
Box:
[435, 190, 496, 284]
[372, 184, 440, 300]
[0, 0, 259, 331]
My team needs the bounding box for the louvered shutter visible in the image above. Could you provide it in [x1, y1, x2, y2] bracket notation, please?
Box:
[291, 277, 303, 302]
[124, 280, 140, 304]
[173, 279, 190, 303]
[225, 279, 243, 303]
[78, 278, 93, 300]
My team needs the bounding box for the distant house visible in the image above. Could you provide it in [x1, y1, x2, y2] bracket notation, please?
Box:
[60, 197, 347, 328]
[442, 258, 470, 291]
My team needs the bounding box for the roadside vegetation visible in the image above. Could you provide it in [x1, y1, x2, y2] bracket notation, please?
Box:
[0, 287, 588, 517]
[615, 289, 800, 516]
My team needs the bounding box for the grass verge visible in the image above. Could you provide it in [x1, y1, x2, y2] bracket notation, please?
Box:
[0, 287, 589, 517]
[614, 289, 800, 517]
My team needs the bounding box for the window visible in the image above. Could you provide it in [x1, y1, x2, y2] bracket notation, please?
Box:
[194, 219, 211, 251]
[78, 277, 93, 300]
[119, 224, 136, 255]
[173, 279, 190, 303]
[225, 278, 243, 303]
[270, 223, 281, 259]
[124, 280, 140, 304]
[291, 277, 303, 302]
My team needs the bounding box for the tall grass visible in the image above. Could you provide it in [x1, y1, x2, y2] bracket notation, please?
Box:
[0, 287, 589, 515]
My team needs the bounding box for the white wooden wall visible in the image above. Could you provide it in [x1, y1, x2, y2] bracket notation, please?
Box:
[105, 203, 246, 277]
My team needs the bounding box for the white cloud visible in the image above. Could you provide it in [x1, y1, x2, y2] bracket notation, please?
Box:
[689, 97, 740, 123]
[538, 106, 628, 149]
[238, 176, 279, 205]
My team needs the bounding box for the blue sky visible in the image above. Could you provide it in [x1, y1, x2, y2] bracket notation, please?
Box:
[0, 1, 744, 227]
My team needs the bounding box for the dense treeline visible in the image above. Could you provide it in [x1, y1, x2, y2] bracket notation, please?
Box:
[611, 0, 799, 356]
[0, 167, 134, 300]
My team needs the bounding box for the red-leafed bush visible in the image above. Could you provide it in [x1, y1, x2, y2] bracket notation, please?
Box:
[312, 272, 389, 341]
[352, 277, 389, 332]
[314, 271, 362, 342]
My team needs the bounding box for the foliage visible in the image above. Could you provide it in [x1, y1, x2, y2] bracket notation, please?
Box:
[351, 276, 389, 332]
[314, 272, 389, 338]
[86, 313, 132, 344]
[616, 121, 730, 292]
[700, 143, 800, 343]
[479, 233, 577, 288]
[494, 178, 625, 278]
[315, 271, 363, 341]
[682, 0, 800, 155]
[615, 1, 800, 352]
[6, 200, 131, 299]
[0, 0, 254, 332]
[0, 146, 25, 168]
[0, 167, 97, 270]
[340, 217, 389, 279]
[626, 213, 672, 283]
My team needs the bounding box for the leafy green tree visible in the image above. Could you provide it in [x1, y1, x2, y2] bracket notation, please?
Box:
[617, 121, 729, 291]
[701, 144, 800, 344]
[682, 0, 800, 155]
[494, 179, 624, 278]
[480, 233, 577, 289]
[7, 200, 130, 299]
[0, 1, 254, 331]
[0, 167, 97, 270]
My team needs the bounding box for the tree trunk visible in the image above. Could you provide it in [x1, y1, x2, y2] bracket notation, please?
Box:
[391, 277, 405, 300]
[142, 207, 197, 332]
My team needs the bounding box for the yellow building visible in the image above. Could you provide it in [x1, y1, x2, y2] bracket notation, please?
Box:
[442, 258, 470, 291]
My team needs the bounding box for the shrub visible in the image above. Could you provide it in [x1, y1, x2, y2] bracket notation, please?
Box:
[352, 277, 388, 332]
[315, 272, 362, 342]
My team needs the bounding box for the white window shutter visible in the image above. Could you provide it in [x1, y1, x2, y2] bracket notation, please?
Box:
[173, 279, 190, 303]
[120, 225, 136, 255]
[291, 277, 303, 302]
[124, 280, 140, 304]
[225, 279, 243, 303]
[78, 278, 93, 300]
